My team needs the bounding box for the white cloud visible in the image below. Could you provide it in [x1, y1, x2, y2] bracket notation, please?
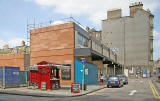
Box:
[0, 40, 6, 49]
[0, 38, 26, 49]
[154, 30, 160, 38]
[8, 38, 26, 48]
[25, 0, 160, 25]
[51, 20, 65, 25]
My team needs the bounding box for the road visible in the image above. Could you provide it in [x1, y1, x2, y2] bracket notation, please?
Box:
[0, 79, 159, 101]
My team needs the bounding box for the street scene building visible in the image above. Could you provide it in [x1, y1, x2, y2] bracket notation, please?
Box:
[102, 2, 154, 78]
[30, 21, 122, 85]
[0, 1, 160, 101]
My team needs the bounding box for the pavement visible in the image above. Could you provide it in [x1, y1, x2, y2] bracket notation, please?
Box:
[0, 78, 159, 101]
[0, 84, 106, 97]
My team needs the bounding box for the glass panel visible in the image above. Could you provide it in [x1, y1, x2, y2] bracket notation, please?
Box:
[83, 37, 89, 47]
[61, 64, 71, 80]
[78, 34, 83, 45]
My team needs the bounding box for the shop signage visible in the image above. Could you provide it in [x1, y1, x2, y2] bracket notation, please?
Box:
[71, 83, 80, 93]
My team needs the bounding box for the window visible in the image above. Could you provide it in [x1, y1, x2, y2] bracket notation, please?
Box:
[83, 37, 89, 47]
[61, 64, 71, 80]
[78, 33, 89, 47]
[78, 34, 83, 45]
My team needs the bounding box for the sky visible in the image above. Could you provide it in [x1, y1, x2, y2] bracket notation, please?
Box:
[0, 0, 160, 60]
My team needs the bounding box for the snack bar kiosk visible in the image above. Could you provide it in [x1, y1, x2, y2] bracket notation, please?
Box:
[29, 61, 70, 90]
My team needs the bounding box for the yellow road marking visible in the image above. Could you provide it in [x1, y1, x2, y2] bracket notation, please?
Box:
[149, 79, 160, 99]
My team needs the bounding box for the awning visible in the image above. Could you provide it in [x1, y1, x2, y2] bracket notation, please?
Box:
[28, 64, 71, 70]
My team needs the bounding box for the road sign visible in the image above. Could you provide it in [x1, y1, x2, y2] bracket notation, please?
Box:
[82, 59, 85, 65]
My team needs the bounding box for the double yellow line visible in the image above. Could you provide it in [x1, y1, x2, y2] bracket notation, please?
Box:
[149, 79, 160, 99]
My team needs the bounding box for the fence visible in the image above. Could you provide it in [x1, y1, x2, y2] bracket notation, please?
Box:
[19, 71, 30, 86]
[0, 66, 29, 88]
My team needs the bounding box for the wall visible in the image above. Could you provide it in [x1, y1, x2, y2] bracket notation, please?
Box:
[102, 18, 125, 65]
[102, 9, 152, 69]
[0, 53, 27, 71]
[30, 22, 75, 85]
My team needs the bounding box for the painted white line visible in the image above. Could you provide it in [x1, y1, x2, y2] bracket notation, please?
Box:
[140, 81, 143, 83]
[129, 90, 137, 95]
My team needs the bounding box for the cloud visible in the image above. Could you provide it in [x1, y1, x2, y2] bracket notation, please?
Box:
[51, 20, 65, 25]
[0, 40, 6, 49]
[154, 30, 160, 38]
[25, 0, 160, 25]
[0, 38, 26, 49]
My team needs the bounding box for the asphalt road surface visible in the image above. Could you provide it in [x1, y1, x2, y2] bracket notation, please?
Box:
[0, 79, 159, 101]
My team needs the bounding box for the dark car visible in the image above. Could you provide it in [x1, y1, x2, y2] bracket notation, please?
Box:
[107, 76, 123, 88]
[120, 75, 128, 85]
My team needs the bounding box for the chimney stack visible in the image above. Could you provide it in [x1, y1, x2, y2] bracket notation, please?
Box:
[107, 8, 122, 19]
[129, 2, 143, 17]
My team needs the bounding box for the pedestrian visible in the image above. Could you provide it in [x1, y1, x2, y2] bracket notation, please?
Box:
[100, 74, 104, 85]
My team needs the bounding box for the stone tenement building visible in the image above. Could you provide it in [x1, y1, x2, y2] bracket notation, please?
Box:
[102, 2, 154, 77]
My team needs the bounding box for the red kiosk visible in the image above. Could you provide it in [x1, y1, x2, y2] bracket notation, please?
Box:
[29, 61, 70, 90]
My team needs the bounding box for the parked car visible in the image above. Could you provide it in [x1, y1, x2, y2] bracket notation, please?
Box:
[121, 74, 128, 85]
[107, 76, 123, 88]
[117, 75, 128, 85]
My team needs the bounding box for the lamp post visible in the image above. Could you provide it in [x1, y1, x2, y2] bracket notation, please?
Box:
[112, 48, 119, 75]
[114, 64, 116, 75]
[81, 58, 85, 91]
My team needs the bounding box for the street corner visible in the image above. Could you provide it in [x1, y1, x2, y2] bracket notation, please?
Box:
[0, 85, 107, 98]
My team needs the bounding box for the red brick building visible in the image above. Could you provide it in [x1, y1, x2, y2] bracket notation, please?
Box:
[30, 22, 121, 85]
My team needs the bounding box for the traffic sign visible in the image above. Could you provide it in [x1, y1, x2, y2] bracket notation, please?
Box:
[82, 58, 85, 65]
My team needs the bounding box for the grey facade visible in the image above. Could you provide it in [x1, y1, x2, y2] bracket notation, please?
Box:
[102, 3, 154, 72]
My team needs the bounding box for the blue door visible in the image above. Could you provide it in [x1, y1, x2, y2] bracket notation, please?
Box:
[74, 59, 98, 85]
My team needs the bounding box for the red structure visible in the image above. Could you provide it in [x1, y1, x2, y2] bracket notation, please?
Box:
[30, 61, 65, 90]
[30, 70, 38, 84]
[71, 83, 80, 93]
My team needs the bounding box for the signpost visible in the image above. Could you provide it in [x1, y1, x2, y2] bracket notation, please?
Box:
[81, 58, 85, 91]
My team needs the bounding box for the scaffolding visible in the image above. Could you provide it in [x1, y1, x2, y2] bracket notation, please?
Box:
[26, 17, 85, 49]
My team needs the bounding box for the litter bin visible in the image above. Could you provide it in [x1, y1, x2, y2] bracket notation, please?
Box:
[80, 84, 87, 90]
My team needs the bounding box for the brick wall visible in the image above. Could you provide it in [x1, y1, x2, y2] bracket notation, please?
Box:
[30, 22, 75, 85]
[0, 53, 26, 71]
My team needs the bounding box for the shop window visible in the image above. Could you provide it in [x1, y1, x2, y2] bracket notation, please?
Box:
[61, 64, 71, 80]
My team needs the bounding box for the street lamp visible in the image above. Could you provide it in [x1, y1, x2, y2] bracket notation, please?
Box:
[81, 58, 85, 91]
